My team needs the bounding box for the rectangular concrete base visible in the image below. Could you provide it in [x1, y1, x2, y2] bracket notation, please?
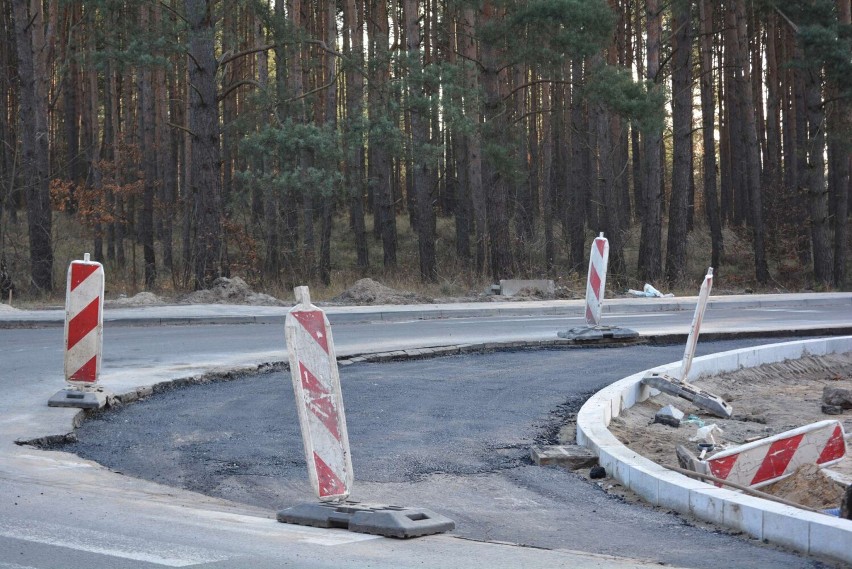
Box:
[278, 501, 455, 538]
[531, 445, 598, 469]
[48, 389, 102, 409]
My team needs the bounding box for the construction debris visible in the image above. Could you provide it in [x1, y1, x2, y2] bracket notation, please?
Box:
[530, 445, 597, 470]
[823, 386, 852, 410]
[641, 371, 733, 418]
[654, 405, 685, 428]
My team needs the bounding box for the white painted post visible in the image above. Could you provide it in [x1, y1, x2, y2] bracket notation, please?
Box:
[680, 267, 713, 381]
[286, 286, 354, 502]
[64, 253, 105, 386]
[584, 233, 609, 326]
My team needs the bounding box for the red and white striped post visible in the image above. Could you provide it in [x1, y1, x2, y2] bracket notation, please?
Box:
[64, 253, 105, 386]
[680, 267, 713, 381]
[286, 286, 353, 502]
[584, 233, 609, 326]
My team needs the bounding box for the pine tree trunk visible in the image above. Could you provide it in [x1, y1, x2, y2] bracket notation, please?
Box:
[638, 0, 662, 282]
[186, 0, 223, 289]
[405, 0, 437, 282]
[139, 5, 157, 288]
[462, 7, 486, 275]
[804, 66, 833, 286]
[829, 0, 850, 288]
[344, 0, 369, 272]
[699, 0, 723, 273]
[368, 0, 397, 270]
[568, 59, 587, 273]
[13, 0, 53, 292]
[735, 0, 768, 283]
[665, 0, 693, 284]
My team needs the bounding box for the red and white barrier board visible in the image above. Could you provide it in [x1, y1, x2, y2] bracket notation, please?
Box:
[64, 254, 104, 385]
[584, 233, 609, 326]
[680, 267, 713, 381]
[286, 286, 353, 502]
[705, 420, 847, 488]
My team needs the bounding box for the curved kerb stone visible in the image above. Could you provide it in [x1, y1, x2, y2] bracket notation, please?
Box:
[576, 336, 852, 566]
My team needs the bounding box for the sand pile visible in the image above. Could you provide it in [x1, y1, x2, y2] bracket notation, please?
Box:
[761, 464, 844, 510]
[0, 303, 20, 312]
[333, 278, 431, 305]
[179, 277, 284, 306]
[108, 292, 165, 306]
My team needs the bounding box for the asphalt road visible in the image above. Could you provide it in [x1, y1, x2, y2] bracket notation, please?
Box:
[63, 339, 834, 569]
[2, 297, 851, 569]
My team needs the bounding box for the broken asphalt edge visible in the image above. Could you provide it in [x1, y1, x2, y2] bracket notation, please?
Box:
[1, 291, 852, 329]
[576, 336, 852, 566]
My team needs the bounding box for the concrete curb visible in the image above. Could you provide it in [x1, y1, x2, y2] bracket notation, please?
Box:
[1, 292, 852, 328]
[576, 336, 852, 565]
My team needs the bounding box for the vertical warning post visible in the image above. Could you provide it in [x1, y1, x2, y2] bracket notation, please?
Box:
[64, 253, 105, 385]
[680, 267, 713, 381]
[286, 286, 353, 502]
[585, 233, 609, 327]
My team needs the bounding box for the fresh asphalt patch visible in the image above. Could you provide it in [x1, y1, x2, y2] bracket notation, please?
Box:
[58, 338, 836, 569]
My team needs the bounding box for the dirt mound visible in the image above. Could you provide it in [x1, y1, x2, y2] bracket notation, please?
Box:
[108, 292, 165, 307]
[333, 278, 431, 305]
[179, 277, 284, 306]
[0, 303, 20, 312]
[762, 464, 844, 510]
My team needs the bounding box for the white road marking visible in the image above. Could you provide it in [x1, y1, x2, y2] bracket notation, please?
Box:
[745, 308, 821, 313]
[0, 519, 230, 567]
[445, 313, 672, 325]
[0, 562, 41, 569]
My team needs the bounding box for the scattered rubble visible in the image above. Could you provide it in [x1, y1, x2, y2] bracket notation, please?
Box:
[654, 405, 684, 428]
[823, 386, 852, 410]
[332, 278, 432, 305]
[589, 465, 607, 479]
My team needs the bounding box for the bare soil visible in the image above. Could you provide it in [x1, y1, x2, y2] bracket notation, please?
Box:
[608, 352, 852, 510]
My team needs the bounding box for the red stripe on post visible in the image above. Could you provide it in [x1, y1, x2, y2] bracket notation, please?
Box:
[750, 434, 804, 485]
[70, 264, 99, 291]
[817, 425, 846, 464]
[300, 363, 341, 441]
[67, 298, 100, 350]
[292, 311, 330, 354]
[314, 451, 347, 497]
[69, 355, 98, 383]
[595, 239, 606, 257]
[588, 267, 601, 298]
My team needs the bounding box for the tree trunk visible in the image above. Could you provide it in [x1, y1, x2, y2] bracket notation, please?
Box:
[13, 0, 53, 292]
[638, 0, 662, 282]
[665, 0, 693, 284]
[344, 0, 369, 272]
[461, 7, 486, 275]
[405, 0, 437, 282]
[139, 5, 157, 288]
[568, 59, 587, 273]
[829, 0, 850, 288]
[804, 66, 833, 286]
[368, 0, 397, 269]
[699, 0, 723, 273]
[185, 0, 223, 289]
[735, 0, 768, 283]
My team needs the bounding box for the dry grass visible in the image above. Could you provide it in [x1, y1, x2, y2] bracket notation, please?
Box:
[0, 208, 848, 306]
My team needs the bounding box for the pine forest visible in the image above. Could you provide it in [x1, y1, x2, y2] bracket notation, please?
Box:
[0, 0, 850, 298]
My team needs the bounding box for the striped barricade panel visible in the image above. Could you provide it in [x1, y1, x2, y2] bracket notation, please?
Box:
[286, 286, 353, 501]
[584, 233, 609, 326]
[706, 420, 847, 488]
[64, 255, 104, 385]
